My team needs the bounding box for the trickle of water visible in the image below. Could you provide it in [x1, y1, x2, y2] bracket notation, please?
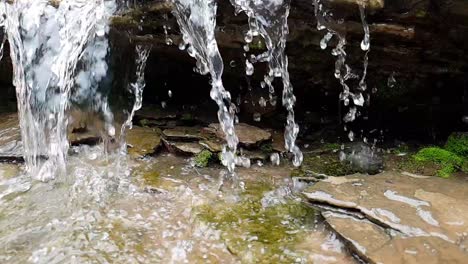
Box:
[230, 0, 303, 167]
[171, 0, 239, 172]
[313, 0, 371, 128]
[120, 45, 151, 149]
[1, 0, 116, 180]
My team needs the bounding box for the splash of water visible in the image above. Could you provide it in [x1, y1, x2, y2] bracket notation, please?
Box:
[313, 0, 371, 141]
[119, 45, 151, 148]
[1, 0, 116, 180]
[229, 0, 303, 166]
[171, 0, 240, 172]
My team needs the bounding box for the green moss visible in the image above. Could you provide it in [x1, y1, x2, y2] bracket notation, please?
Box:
[142, 170, 161, 186]
[413, 147, 464, 178]
[260, 143, 273, 154]
[445, 133, 468, 158]
[194, 150, 213, 167]
[195, 182, 314, 263]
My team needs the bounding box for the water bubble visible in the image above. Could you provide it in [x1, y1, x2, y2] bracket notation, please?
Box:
[168, 90, 172, 98]
[161, 101, 167, 108]
[229, 60, 237, 68]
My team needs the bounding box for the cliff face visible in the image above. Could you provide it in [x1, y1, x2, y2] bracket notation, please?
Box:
[0, 0, 467, 140]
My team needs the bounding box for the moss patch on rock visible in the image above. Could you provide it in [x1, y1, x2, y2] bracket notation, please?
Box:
[412, 147, 464, 178]
[194, 150, 213, 167]
[395, 147, 467, 178]
[195, 181, 314, 263]
[445, 133, 468, 158]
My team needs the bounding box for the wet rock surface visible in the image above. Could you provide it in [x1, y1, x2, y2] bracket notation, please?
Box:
[209, 123, 272, 147]
[303, 172, 468, 263]
[126, 126, 162, 157]
[0, 113, 22, 161]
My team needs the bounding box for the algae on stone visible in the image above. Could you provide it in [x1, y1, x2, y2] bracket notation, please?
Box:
[195, 181, 315, 263]
[194, 150, 213, 168]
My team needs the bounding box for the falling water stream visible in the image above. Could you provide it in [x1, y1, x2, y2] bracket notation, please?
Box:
[230, 0, 303, 167]
[171, 0, 241, 173]
[1, 0, 116, 180]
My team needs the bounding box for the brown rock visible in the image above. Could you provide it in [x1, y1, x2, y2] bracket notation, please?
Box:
[209, 123, 271, 147]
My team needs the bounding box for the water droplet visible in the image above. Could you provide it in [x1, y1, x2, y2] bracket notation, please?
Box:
[168, 90, 172, 98]
[388, 73, 396, 88]
[229, 60, 237, 68]
[245, 60, 254, 76]
[253, 112, 261, 122]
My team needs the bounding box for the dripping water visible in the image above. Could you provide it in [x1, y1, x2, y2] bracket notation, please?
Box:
[119, 44, 151, 149]
[230, 0, 303, 166]
[171, 0, 241, 172]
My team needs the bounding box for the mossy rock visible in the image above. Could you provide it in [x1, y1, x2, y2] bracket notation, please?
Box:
[445, 132, 468, 158]
[411, 147, 464, 178]
[126, 126, 162, 158]
[194, 150, 213, 167]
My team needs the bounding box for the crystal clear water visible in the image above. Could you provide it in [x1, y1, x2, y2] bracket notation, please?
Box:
[0, 143, 353, 263]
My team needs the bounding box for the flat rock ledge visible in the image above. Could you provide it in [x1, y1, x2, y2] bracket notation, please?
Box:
[303, 172, 468, 264]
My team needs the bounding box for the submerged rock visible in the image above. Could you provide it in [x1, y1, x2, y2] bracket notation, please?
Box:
[126, 126, 162, 157]
[303, 172, 468, 263]
[209, 123, 271, 147]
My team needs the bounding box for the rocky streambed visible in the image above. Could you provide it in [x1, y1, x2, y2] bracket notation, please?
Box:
[0, 110, 467, 263]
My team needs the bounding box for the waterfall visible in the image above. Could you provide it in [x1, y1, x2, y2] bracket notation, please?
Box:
[1, 0, 116, 181]
[171, 0, 241, 173]
[229, 0, 303, 167]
